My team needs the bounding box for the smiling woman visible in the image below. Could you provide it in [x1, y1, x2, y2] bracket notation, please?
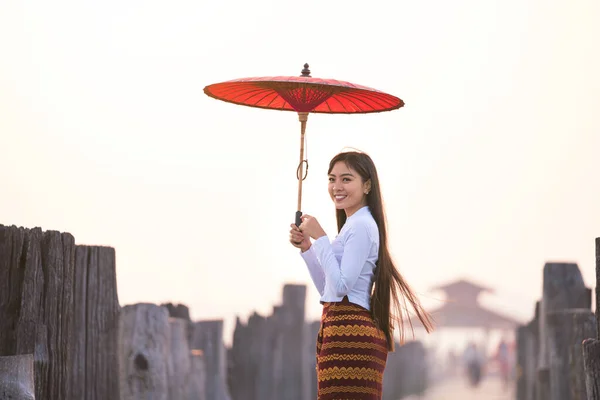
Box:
[328, 161, 372, 218]
[289, 150, 434, 399]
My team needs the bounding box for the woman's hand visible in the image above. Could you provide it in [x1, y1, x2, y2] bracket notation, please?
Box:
[298, 214, 327, 241]
[289, 224, 311, 252]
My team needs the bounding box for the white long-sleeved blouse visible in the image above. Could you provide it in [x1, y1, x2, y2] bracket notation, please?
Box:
[300, 206, 379, 310]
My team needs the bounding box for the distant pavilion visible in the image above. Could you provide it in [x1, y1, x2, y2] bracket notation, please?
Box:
[427, 279, 521, 332]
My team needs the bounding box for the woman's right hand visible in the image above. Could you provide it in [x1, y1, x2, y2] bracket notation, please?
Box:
[289, 223, 311, 252]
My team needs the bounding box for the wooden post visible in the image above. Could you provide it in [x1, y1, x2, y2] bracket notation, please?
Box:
[229, 316, 255, 400]
[118, 304, 170, 400]
[547, 309, 597, 400]
[73, 245, 120, 400]
[525, 315, 539, 400]
[304, 321, 321, 400]
[596, 238, 600, 337]
[1, 225, 122, 400]
[168, 318, 191, 400]
[583, 238, 600, 400]
[519, 301, 541, 400]
[280, 284, 307, 400]
[537, 368, 550, 400]
[162, 303, 193, 345]
[583, 338, 600, 399]
[570, 311, 597, 400]
[516, 325, 528, 400]
[546, 310, 573, 400]
[538, 263, 589, 400]
[256, 313, 275, 400]
[189, 350, 207, 400]
[191, 320, 231, 400]
[270, 306, 284, 400]
[228, 311, 275, 400]
[0, 225, 77, 400]
[382, 341, 401, 400]
[0, 354, 35, 400]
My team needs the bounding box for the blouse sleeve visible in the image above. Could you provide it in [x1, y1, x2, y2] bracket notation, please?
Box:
[300, 246, 325, 296]
[311, 221, 373, 297]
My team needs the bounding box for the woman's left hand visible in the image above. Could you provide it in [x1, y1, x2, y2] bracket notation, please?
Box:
[299, 214, 327, 240]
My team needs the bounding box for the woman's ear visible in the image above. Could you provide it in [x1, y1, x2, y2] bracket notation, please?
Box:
[364, 179, 372, 194]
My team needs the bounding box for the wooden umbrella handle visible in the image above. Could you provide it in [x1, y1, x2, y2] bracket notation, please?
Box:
[295, 112, 309, 228]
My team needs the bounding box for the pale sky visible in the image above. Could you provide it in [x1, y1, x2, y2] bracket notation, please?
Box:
[1, 0, 599, 346]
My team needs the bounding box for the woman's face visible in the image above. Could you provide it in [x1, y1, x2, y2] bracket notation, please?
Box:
[328, 161, 370, 217]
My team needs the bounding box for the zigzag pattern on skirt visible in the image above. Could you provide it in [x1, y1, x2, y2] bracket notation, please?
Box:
[316, 297, 388, 399]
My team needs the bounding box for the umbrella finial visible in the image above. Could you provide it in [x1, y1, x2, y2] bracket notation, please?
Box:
[301, 63, 311, 77]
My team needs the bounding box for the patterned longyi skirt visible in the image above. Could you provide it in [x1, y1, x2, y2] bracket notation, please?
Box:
[316, 297, 388, 400]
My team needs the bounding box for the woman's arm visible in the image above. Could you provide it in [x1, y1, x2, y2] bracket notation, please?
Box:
[300, 246, 325, 296]
[311, 222, 373, 297]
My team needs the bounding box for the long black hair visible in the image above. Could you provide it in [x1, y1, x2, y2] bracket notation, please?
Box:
[328, 151, 434, 350]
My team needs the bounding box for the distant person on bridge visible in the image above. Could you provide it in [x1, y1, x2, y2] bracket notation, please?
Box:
[463, 341, 484, 387]
[495, 338, 511, 390]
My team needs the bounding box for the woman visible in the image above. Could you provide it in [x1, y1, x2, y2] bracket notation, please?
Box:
[289, 151, 434, 399]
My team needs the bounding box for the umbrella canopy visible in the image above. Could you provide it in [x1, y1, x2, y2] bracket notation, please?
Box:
[203, 74, 404, 114]
[203, 64, 403, 227]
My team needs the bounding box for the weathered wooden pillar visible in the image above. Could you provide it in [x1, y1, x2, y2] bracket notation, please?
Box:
[162, 303, 191, 321]
[266, 306, 283, 400]
[382, 340, 402, 400]
[191, 320, 231, 400]
[162, 303, 193, 345]
[596, 238, 600, 339]
[229, 311, 276, 400]
[547, 309, 597, 400]
[516, 325, 529, 400]
[582, 237, 600, 400]
[384, 340, 428, 399]
[189, 350, 207, 400]
[249, 314, 268, 400]
[0, 225, 76, 400]
[583, 338, 600, 399]
[304, 320, 321, 400]
[570, 311, 597, 400]
[118, 304, 170, 400]
[168, 317, 191, 400]
[1, 225, 122, 400]
[73, 245, 120, 400]
[525, 306, 540, 400]
[569, 310, 598, 400]
[537, 262, 589, 400]
[0, 354, 35, 400]
[257, 313, 276, 400]
[270, 306, 285, 400]
[228, 317, 250, 400]
[281, 284, 307, 400]
[405, 341, 428, 397]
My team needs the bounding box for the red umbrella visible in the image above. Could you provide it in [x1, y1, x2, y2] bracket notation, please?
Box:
[203, 64, 404, 226]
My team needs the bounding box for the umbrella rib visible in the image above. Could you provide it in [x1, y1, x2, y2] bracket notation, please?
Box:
[326, 95, 348, 112]
[224, 86, 288, 110]
[210, 86, 262, 101]
[250, 90, 285, 109]
[336, 92, 366, 112]
[341, 90, 393, 110]
[223, 83, 301, 110]
[340, 92, 373, 110]
[209, 87, 290, 111]
[263, 91, 286, 110]
[324, 98, 333, 112]
[219, 85, 270, 101]
[361, 90, 399, 107]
